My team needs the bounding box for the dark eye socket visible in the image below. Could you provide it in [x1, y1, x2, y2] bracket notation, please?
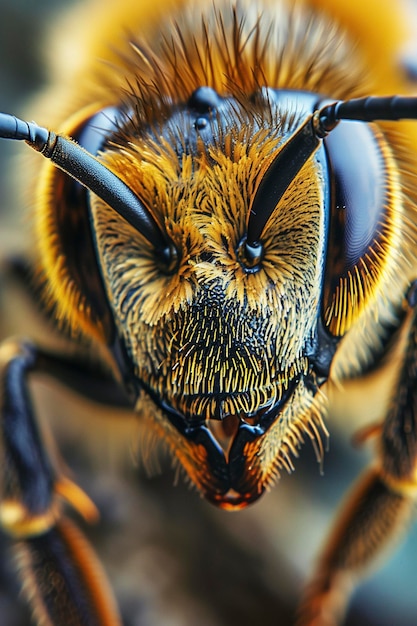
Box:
[322, 120, 391, 335]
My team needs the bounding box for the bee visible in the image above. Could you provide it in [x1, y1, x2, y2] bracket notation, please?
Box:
[1, 0, 417, 624]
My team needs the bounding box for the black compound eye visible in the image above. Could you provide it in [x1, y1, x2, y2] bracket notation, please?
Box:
[322, 120, 392, 336]
[76, 107, 121, 155]
[39, 107, 123, 343]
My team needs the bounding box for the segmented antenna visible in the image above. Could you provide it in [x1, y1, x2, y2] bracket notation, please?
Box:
[0, 113, 171, 258]
[244, 95, 417, 259]
[1, 96, 417, 267]
[317, 96, 417, 133]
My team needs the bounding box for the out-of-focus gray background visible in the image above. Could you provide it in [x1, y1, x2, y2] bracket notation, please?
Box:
[1, 1, 417, 625]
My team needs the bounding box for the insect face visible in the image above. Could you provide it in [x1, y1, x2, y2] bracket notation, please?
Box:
[91, 90, 329, 507]
[28, 0, 409, 512]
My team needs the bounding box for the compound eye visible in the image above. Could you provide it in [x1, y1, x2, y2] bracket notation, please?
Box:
[75, 107, 121, 155]
[38, 106, 123, 344]
[322, 121, 395, 336]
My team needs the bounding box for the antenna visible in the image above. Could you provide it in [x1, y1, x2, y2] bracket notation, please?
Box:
[0, 113, 171, 258]
[244, 95, 417, 259]
[2, 96, 416, 266]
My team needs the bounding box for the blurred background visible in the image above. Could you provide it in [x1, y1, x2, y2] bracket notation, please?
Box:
[1, 1, 417, 625]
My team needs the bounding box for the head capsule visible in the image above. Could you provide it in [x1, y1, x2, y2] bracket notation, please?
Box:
[78, 89, 355, 506]
[0, 88, 412, 508]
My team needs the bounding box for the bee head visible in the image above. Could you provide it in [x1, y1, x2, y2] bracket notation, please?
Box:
[1, 83, 403, 507]
[85, 89, 337, 506]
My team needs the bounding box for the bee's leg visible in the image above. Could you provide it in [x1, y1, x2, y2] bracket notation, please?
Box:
[0, 338, 122, 626]
[297, 289, 417, 626]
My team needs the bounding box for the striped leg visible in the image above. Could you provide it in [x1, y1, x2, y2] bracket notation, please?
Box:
[0, 338, 122, 626]
[297, 293, 417, 626]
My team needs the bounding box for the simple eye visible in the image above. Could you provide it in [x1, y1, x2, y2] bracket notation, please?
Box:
[322, 120, 391, 336]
